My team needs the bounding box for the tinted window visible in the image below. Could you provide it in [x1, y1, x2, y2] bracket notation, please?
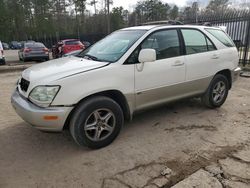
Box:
[141, 29, 180, 60]
[25, 43, 45, 48]
[65, 40, 82, 45]
[182, 29, 216, 55]
[206, 28, 235, 47]
[207, 38, 216, 51]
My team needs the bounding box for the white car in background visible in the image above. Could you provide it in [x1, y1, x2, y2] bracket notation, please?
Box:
[0, 41, 6, 65]
[11, 24, 240, 149]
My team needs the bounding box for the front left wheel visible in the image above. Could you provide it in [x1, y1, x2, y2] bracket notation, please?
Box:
[69, 96, 124, 149]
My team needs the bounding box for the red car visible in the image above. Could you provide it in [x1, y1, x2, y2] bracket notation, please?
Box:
[52, 39, 85, 58]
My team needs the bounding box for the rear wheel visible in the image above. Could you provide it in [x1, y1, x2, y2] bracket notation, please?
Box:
[201, 74, 229, 108]
[70, 96, 124, 149]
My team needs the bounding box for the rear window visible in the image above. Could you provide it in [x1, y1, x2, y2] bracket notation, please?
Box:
[25, 43, 45, 48]
[205, 28, 235, 47]
[65, 40, 82, 45]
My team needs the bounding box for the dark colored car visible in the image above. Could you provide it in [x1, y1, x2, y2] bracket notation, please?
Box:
[9, 41, 22, 49]
[18, 42, 49, 62]
[2, 42, 9, 50]
[52, 39, 85, 58]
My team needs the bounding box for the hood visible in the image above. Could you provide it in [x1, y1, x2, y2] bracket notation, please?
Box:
[22, 56, 109, 82]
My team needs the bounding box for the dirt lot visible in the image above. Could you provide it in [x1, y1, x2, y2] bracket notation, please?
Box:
[0, 71, 250, 188]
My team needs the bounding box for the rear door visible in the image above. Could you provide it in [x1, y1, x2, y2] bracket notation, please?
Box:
[134, 29, 186, 110]
[181, 28, 218, 94]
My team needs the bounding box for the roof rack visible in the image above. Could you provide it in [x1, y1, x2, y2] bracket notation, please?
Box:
[141, 20, 184, 26]
[196, 22, 212, 26]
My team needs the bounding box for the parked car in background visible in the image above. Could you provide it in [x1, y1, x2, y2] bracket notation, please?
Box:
[52, 39, 85, 58]
[63, 49, 82, 57]
[2, 42, 9, 50]
[9, 41, 22, 49]
[82, 41, 91, 48]
[12, 24, 240, 149]
[18, 42, 49, 62]
[0, 41, 5, 65]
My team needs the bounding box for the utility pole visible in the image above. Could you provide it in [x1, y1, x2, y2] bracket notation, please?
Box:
[90, 0, 97, 15]
[106, 0, 111, 34]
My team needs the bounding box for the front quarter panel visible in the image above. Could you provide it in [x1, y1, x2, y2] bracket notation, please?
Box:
[51, 63, 135, 112]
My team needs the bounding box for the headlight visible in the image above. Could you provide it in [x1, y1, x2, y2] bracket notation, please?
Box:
[29, 86, 60, 107]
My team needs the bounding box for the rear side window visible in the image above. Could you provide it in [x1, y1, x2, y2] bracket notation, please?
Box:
[141, 29, 181, 60]
[181, 29, 216, 55]
[65, 40, 82, 45]
[205, 28, 235, 47]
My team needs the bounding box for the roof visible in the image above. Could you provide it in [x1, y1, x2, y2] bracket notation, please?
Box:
[121, 25, 220, 31]
[61, 39, 79, 42]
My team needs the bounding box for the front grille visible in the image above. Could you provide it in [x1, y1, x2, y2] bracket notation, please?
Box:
[20, 78, 30, 92]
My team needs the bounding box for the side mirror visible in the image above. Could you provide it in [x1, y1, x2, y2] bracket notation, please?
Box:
[138, 49, 156, 63]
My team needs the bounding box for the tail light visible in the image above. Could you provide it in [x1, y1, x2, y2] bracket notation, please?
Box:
[24, 48, 31, 53]
[43, 48, 49, 53]
[1, 50, 3, 56]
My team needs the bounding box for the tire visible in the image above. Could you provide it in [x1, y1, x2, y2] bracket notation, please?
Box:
[70, 96, 124, 149]
[201, 74, 229, 108]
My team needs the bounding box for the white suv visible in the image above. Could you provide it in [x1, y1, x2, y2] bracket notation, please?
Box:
[11, 25, 240, 148]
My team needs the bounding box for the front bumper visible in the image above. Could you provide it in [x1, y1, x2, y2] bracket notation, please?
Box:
[11, 90, 73, 132]
[231, 67, 241, 82]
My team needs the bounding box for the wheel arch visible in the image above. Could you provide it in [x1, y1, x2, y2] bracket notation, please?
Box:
[63, 90, 131, 130]
[215, 69, 232, 89]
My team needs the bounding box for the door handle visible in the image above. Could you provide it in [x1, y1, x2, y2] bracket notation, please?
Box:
[211, 54, 219, 59]
[172, 60, 184, 66]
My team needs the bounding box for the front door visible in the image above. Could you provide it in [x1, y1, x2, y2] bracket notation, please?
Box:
[134, 29, 186, 110]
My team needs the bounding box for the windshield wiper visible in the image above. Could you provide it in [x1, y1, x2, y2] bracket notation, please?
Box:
[77, 53, 112, 63]
[82, 54, 100, 61]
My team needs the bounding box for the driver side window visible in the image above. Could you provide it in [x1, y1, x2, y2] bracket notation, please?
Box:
[142, 29, 180, 60]
[126, 29, 181, 64]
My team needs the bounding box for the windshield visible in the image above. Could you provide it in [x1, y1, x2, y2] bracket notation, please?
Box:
[77, 30, 146, 63]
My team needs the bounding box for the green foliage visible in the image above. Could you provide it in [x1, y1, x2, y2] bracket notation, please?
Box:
[130, 0, 182, 25]
[110, 7, 125, 31]
[0, 0, 235, 43]
[206, 0, 229, 13]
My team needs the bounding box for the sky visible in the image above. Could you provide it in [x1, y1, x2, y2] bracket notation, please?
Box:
[112, 0, 188, 10]
[86, 0, 247, 13]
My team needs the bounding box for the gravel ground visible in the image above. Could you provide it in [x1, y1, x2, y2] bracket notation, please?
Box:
[0, 72, 249, 188]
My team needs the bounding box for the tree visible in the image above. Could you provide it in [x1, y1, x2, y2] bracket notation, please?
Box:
[206, 0, 229, 13]
[90, 0, 98, 15]
[133, 0, 172, 25]
[182, 2, 199, 21]
[110, 7, 125, 31]
[169, 5, 179, 20]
